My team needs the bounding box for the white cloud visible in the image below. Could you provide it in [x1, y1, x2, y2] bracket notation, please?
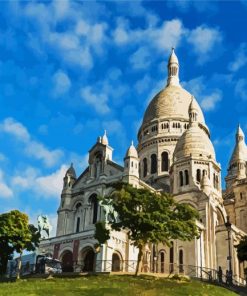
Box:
[52, 70, 71, 97]
[201, 91, 222, 111]
[113, 18, 221, 67]
[35, 165, 67, 198]
[187, 25, 222, 64]
[154, 19, 185, 51]
[0, 117, 63, 167]
[12, 165, 66, 199]
[113, 18, 185, 53]
[235, 78, 247, 101]
[0, 117, 30, 142]
[25, 141, 63, 167]
[228, 43, 247, 72]
[129, 47, 151, 70]
[182, 76, 222, 111]
[0, 170, 13, 198]
[135, 74, 152, 94]
[80, 86, 110, 114]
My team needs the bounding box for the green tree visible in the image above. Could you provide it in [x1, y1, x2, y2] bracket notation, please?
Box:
[94, 221, 110, 251]
[236, 236, 247, 263]
[103, 182, 199, 276]
[0, 210, 40, 278]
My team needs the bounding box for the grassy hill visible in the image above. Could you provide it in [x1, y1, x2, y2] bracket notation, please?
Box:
[0, 274, 238, 296]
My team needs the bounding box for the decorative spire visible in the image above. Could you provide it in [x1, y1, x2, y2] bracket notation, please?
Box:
[226, 124, 247, 182]
[189, 96, 198, 125]
[167, 48, 180, 87]
[102, 130, 109, 145]
[125, 141, 138, 158]
[236, 124, 244, 142]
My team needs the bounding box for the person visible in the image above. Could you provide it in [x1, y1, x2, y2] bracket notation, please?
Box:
[218, 266, 223, 283]
[226, 270, 229, 285]
[228, 270, 233, 285]
[208, 270, 212, 282]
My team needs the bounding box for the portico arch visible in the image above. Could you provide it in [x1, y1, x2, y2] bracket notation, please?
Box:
[60, 250, 74, 272]
[112, 252, 122, 272]
[80, 247, 95, 272]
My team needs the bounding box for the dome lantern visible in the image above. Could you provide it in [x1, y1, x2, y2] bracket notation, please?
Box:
[167, 48, 180, 87]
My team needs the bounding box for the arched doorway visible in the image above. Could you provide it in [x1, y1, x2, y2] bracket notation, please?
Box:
[61, 250, 73, 272]
[82, 249, 95, 272]
[112, 253, 121, 272]
[160, 251, 165, 273]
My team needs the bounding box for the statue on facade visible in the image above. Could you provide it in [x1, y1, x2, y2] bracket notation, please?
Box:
[99, 199, 118, 223]
[37, 215, 52, 239]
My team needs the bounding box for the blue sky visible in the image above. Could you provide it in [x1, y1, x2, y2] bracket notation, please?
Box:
[0, 0, 247, 233]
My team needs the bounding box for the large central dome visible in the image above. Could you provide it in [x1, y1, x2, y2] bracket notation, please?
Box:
[143, 84, 205, 125]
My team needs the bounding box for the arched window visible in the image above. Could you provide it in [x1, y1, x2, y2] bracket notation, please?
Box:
[185, 170, 189, 185]
[143, 158, 148, 177]
[169, 242, 174, 273]
[196, 169, 201, 182]
[89, 194, 98, 224]
[179, 250, 184, 273]
[76, 202, 82, 209]
[75, 203, 82, 232]
[161, 152, 169, 172]
[213, 173, 216, 188]
[179, 171, 183, 186]
[151, 154, 157, 174]
[76, 217, 80, 233]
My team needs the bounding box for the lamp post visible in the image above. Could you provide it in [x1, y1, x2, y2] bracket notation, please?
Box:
[225, 215, 232, 285]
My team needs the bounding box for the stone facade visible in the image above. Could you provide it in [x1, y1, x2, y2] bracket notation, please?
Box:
[39, 49, 247, 281]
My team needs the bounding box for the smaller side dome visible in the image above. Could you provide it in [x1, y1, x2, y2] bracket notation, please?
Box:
[174, 125, 216, 161]
[125, 141, 138, 158]
[102, 130, 109, 145]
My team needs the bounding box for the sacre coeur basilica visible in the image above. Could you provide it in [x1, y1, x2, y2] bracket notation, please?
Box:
[39, 49, 247, 282]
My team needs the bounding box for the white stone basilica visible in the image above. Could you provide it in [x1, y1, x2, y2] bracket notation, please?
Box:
[39, 49, 247, 281]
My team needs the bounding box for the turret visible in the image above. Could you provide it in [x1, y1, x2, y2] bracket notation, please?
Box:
[63, 163, 76, 190]
[123, 141, 139, 186]
[189, 96, 198, 125]
[201, 172, 211, 195]
[226, 125, 247, 188]
[167, 48, 180, 87]
[57, 163, 77, 236]
[88, 131, 113, 179]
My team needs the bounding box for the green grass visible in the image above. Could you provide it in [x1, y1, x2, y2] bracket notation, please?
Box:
[0, 275, 237, 296]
